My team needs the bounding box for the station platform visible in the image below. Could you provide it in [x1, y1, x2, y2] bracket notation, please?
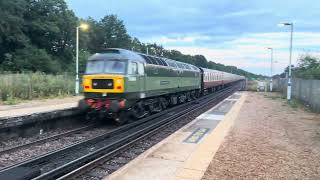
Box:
[0, 96, 82, 129]
[105, 92, 246, 180]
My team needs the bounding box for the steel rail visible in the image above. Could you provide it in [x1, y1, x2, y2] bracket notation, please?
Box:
[0, 124, 97, 155]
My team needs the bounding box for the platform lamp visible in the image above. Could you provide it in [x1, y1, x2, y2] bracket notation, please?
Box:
[267, 47, 274, 92]
[75, 23, 89, 95]
[278, 22, 293, 100]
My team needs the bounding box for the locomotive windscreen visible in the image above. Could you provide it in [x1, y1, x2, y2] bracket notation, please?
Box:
[86, 60, 126, 74]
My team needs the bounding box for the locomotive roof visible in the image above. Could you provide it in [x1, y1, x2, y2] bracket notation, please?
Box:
[89, 48, 200, 71]
[88, 49, 244, 78]
[88, 48, 145, 62]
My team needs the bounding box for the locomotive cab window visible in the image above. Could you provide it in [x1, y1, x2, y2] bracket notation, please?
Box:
[86, 60, 104, 74]
[128, 62, 138, 75]
[86, 60, 126, 74]
[104, 60, 126, 74]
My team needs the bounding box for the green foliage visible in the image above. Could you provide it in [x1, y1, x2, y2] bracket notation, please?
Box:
[293, 54, 320, 79]
[0, 0, 77, 73]
[86, 15, 131, 52]
[0, 0, 29, 60]
[2, 45, 61, 73]
[0, 72, 74, 102]
[278, 54, 320, 79]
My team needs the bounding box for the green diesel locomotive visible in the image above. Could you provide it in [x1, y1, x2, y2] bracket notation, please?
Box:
[81, 48, 202, 124]
[81, 48, 244, 124]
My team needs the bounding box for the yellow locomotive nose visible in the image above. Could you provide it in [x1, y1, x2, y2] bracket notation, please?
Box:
[82, 74, 124, 93]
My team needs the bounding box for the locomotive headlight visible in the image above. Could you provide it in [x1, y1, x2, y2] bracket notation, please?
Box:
[83, 78, 90, 84]
[114, 77, 124, 92]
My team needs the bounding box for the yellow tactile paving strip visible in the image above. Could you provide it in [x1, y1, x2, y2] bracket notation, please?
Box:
[173, 92, 247, 180]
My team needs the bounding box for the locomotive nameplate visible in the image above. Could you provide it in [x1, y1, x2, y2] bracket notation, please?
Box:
[160, 80, 170, 85]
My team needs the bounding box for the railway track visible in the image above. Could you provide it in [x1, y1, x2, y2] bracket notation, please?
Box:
[0, 84, 241, 180]
[0, 124, 97, 155]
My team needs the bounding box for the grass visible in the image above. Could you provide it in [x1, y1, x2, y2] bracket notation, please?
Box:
[0, 72, 75, 104]
[2, 97, 22, 105]
[246, 80, 258, 91]
[287, 98, 309, 110]
[264, 93, 284, 100]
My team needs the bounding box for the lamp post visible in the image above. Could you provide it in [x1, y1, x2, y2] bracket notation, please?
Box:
[75, 23, 89, 95]
[278, 22, 293, 100]
[267, 47, 273, 92]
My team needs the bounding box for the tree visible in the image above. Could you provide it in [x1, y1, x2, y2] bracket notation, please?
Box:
[291, 54, 320, 79]
[131, 37, 146, 52]
[87, 15, 131, 52]
[194, 55, 208, 68]
[0, 0, 29, 63]
[9, 45, 60, 73]
[24, 0, 78, 65]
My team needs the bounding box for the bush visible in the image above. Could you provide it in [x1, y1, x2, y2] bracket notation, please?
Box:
[0, 72, 75, 102]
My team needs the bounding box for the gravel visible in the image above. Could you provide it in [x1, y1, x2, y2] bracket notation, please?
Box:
[0, 125, 115, 169]
[202, 92, 320, 179]
[0, 123, 86, 151]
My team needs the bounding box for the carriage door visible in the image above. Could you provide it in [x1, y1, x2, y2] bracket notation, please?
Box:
[128, 61, 145, 94]
[127, 62, 139, 93]
[137, 62, 145, 94]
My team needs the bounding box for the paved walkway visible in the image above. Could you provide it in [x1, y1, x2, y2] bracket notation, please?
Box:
[0, 96, 82, 118]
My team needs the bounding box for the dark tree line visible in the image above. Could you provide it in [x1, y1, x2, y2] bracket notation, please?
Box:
[0, 0, 263, 79]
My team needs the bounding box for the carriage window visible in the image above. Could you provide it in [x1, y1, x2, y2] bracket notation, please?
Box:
[128, 62, 138, 74]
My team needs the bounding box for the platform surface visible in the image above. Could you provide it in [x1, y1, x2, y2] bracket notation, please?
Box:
[0, 96, 82, 118]
[105, 92, 246, 180]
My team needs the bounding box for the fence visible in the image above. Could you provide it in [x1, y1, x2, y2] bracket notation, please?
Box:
[0, 72, 75, 102]
[273, 78, 320, 112]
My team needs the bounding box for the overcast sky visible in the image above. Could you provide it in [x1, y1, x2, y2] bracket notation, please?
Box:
[66, 0, 320, 75]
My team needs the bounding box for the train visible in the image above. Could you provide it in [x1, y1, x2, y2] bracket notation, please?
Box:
[79, 48, 245, 124]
